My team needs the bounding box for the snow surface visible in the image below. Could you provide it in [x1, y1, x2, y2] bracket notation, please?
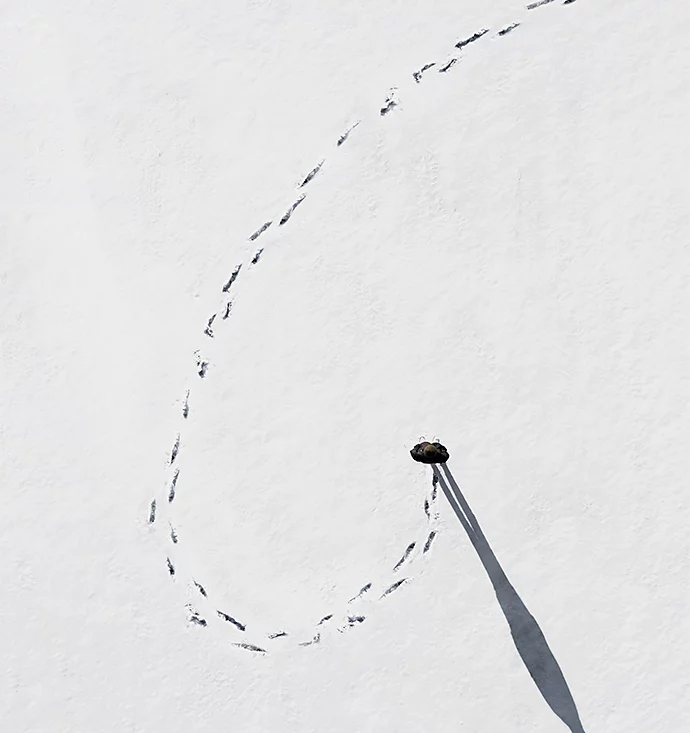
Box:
[2, 0, 690, 731]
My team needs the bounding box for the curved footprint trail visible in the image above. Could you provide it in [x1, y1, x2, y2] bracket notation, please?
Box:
[146, 0, 581, 654]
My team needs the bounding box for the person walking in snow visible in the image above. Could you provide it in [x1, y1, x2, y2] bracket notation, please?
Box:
[410, 440, 450, 464]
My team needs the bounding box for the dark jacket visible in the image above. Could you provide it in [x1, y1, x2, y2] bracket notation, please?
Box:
[410, 441, 450, 464]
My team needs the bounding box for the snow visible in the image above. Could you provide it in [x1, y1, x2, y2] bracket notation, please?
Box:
[2, 0, 690, 731]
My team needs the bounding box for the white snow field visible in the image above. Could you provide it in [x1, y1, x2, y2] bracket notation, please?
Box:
[2, 0, 690, 730]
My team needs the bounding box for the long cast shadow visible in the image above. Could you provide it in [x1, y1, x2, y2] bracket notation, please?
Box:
[433, 463, 586, 733]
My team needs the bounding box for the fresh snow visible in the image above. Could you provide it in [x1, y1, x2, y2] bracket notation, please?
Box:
[2, 1, 690, 731]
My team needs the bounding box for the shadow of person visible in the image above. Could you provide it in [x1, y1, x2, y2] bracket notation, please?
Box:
[432, 463, 586, 733]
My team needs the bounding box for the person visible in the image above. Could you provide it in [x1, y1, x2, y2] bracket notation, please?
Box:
[410, 440, 450, 464]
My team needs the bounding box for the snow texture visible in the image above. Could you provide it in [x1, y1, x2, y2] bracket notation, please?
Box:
[2, 0, 690, 731]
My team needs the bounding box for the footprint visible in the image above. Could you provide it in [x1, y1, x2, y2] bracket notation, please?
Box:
[347, 615, 366, 626]
[413, 62, 436, 82]
[249, 222, 272, 242]
[168, 469, 180, 503]
[393, 541, 416, 572]
[423, 530, 437, 554]
[498, 22, 520, 36]
[169, 435, 180, 465]
[234, 642, 266, 654]
[527, 0, 555, 9]
[439, 58, 457, 73]
[279, 195, 306, 226]
[251, 248, 264, 266]
[349, 582, 372, 603]
[148, 499, 157, 524]
[196, 358, 209, 379]
[380, 579, 407, 599]
[380, 90, 398, 116]
[222, 265, 242, 293]
[167, 558, 175, 576]
[298, 633, 321, 647]
[204, 313, 217, 338]
[187, 605, 207, 627]
[337, 121, 360, 147]
[455, 29, 489, 50]
[217, 611, 246, 631]
[300, 160, 324, 188]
